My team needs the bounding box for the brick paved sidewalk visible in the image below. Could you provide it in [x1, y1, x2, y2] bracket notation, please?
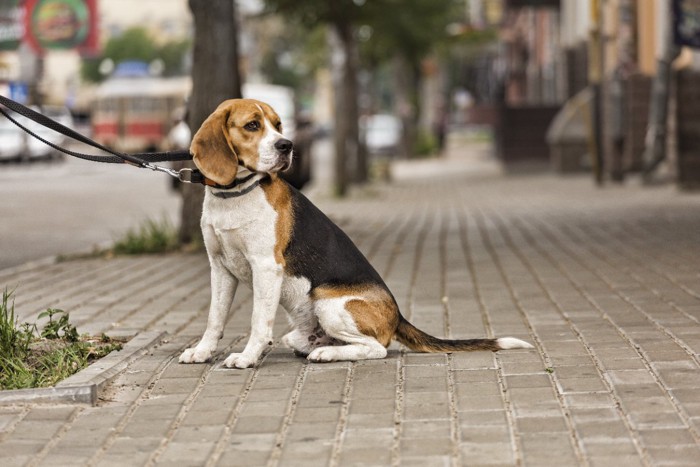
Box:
[1, 138, 700, 466]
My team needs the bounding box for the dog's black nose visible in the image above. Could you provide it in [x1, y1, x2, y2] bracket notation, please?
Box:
[274, 138, 293, 154]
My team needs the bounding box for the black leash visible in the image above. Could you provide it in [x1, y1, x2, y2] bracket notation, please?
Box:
[0, 94, 209, 185]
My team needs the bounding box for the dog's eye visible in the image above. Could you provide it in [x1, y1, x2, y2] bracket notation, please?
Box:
[275, 122, 282, 131]
[244, 121, 260, 131]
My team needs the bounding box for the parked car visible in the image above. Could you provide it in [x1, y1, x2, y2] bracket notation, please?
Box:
[0, 110, 25, 161]
[25, 105, 74, 160]
[0, 105, 74, 162]
[361, 113, 402, 157]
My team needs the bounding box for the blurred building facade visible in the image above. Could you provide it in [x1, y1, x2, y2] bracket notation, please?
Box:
[496, 0, 700, 187]
[497, 0, 562, 164]
[0, 0, 192, 109]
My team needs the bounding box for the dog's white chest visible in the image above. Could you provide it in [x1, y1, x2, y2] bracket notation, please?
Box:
[202, 188, 279, 286]
[214, 231, 253, 284]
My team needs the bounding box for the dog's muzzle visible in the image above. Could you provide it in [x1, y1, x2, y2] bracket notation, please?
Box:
[275, 138, 294, 171]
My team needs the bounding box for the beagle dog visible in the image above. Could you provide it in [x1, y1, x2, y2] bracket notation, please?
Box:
[179, 99, 533, 368]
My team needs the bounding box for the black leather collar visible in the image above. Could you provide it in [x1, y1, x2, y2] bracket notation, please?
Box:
[211, 173, 268, 199]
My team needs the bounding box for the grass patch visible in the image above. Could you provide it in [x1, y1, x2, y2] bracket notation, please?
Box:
[56, 216, 202, 263]
[0, 289, 122, 391]
[415, 129, 438, 157]
[112, 216, 180, 255]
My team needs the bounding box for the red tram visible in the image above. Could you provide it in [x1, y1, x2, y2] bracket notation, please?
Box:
[91, 76, 189, 152]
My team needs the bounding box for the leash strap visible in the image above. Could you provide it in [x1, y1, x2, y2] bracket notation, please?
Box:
[0, 95, 192, 170]
[0, 94, 192, 166]
[0, 94, 245, 191]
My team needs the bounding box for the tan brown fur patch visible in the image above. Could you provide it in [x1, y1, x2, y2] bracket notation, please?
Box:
[313, 285, 399, 347]
[190, 104, 239, 186]
[261, 176, 293, 267]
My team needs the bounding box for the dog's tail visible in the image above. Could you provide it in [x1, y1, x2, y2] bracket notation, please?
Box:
[395, 315, 533, 352]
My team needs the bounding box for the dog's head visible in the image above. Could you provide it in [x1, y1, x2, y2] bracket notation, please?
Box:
[190, 98, 294, 186]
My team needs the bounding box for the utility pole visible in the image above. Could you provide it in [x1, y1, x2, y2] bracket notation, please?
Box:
[642, 5, 680, 181]
[588, 0, 604, 185]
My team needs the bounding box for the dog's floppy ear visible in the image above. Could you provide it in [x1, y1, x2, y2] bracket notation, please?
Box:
[190, 104, 238, 186]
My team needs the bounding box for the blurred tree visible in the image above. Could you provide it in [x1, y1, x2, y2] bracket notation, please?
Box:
[264, 0, 458, 192]
[157, 39, 192, 76]
[81, 27, 190, 82]
[257, 21, 327, 92]
[180, 0, 242, 244]
[264, 0, 369, 196]
[360, 0, 456, 157]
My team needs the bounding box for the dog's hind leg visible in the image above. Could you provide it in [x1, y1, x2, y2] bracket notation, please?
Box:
[307, 297, 388, 362]
[282, 324, 341, 357]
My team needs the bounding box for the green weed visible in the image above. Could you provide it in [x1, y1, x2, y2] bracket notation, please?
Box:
[38, 308, 79, 341]
[0, 289, 33, 361]
[0, 289, 122, 391]
[112, 216, 179, 255]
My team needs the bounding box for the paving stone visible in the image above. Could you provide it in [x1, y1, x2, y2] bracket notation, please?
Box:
[638, 428, 697, 446]
[404, 402, 450, 420]
[156, 441, 215, 465]
[455, 381, 502, 396]
[646, 444, 700, 464]
[7, 421, 63, 440]
[606, 370, 659, 385]
[456, 394, 505, 412]
[346, 412, 395, 428]
[520, 432, 579, 458]
[505, 374, 552, 388]
[582, 440, 639, 457]
[170, 424, 224, 443]
[400, 437, 453, 457]
[278, 441, 333, 465]
[285, 422, 337, 441]
[460, 425, 510, 444]
[516, 416, 569, 433]
[231, 415, 284, 434]
[338, 447, 393, 466]
[401, 420, 451, 438]
[458, 410, 508, 427]
[348, 397, 395, 414]
[452, 369, 499, 383]
[23, 407, 76, 422]
[342, 428, 393, 448]
[460, 442, 515, 465]
[0, 439, 45, 457]
[557, 377, 609, 393]
[120, 417, 173, 438]
[627, 411, 687, 429]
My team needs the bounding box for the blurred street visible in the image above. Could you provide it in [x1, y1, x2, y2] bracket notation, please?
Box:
[0, 157, 180, 270]
[1, 134, 700, 465]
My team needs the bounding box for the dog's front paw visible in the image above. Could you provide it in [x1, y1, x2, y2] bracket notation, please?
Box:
[179, 346, 214, 364]
[223, 353, 256, 369]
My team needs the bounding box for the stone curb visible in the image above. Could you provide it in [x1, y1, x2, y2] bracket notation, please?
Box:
[0, 330, 166, 406]
[0, 239, 114, 277]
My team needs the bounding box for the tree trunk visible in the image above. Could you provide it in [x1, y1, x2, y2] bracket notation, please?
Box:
[329, 27, 348, 197]
[344, 34, 366, 184]
[330, 19, 364, 196]
[180, 0, 242, 244]
[394, 55, 418, 158]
